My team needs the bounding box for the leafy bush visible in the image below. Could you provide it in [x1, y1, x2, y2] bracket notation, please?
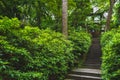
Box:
[0, 17, 74, 80]
[16, 27, 74, 80]
[0, 17, 20, 36]
[69, 30, 92, 65]
[100, 29, 116, 47]
[0, 34, 46, 80]
[101, 28, 120, 80]
[0, 17, 92, 80]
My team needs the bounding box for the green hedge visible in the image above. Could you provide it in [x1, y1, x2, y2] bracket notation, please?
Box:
[0, 17, 92, 80]
[69, 30, 92, 65]
[101, 28, 120, 80]
[0, 17, 74, 80]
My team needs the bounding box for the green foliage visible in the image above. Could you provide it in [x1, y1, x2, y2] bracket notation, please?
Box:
[0, 32, 45, 79]
[89, 24, 101, 31]
[0, 37, 45, 80]
[0, 17, 20, 35]
[69, 0, 92, 28]
[100, 29, 116, 47]
[0, 17, 92, 80]
[0, 0, 21, 18]
[0, 17, 74, 80]
[17, 27, 74, 80]
[101, 28, 120, 80]
[113, 1, 120, 27]
[0, 0, 93, 31]
[2, 70, 45, 80]
[69, 30, 92, 65]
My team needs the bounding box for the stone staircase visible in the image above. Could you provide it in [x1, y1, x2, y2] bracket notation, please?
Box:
[65, 68, 101, 80]
[65, 38, 102, 80]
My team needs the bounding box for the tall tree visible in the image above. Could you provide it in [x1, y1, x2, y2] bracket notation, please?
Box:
[62, 0, 68, 39]
[105, 0, 116, 30]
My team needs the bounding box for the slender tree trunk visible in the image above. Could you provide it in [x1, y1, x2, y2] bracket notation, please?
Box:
[105, 0, 115, 31]
[62, 0, 68, 39]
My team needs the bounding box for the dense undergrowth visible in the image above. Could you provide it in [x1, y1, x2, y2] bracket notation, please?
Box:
[0, 17, 91, 80]
[69, 30, 91, 66]
[101, 28, 120, 80]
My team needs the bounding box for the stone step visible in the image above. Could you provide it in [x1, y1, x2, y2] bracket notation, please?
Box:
[67, 74, 102, 80]
[71, 68, 101, 77]
[83, 64, 101, 69]
[85, 61, 101, 64]
[65, 68, 101, 80]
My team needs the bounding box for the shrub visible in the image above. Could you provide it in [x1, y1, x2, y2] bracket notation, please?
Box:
[69, 30, 92, 65]
[17, 27, 74, 80]
[0, 17, 74, 80]
[101, 28, 120, 80]
[0, 36, 46, 80]
[0, 17, 92, 80]
[100, 29, 116, 47]
[0, 17, 20, 36]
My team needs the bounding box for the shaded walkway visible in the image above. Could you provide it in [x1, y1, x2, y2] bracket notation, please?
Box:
[65, 38, 102, 80]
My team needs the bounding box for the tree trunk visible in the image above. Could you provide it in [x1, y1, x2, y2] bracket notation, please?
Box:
[105, 0, 115, 31]
[62, 0, 68, 39]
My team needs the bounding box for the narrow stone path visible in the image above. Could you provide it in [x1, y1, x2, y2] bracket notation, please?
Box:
[65, 38, 102, 80]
